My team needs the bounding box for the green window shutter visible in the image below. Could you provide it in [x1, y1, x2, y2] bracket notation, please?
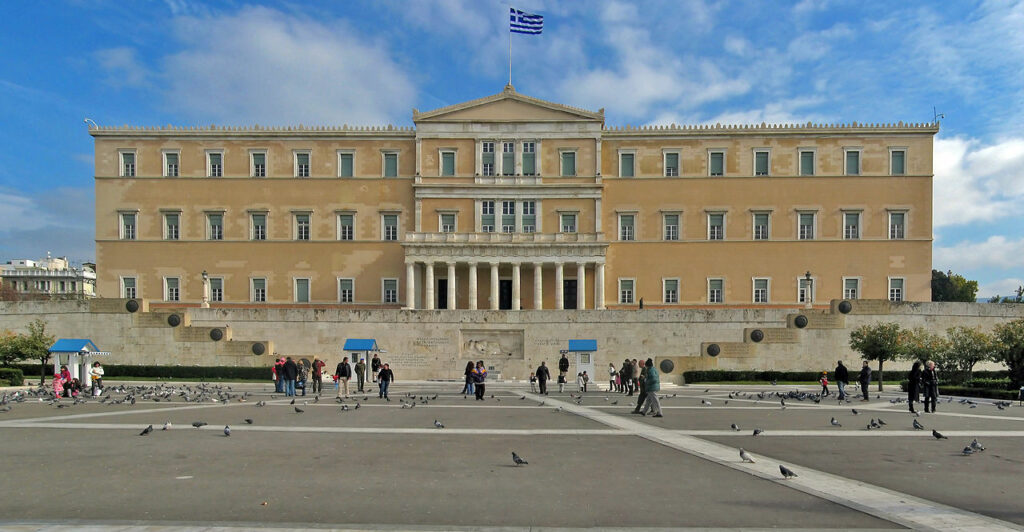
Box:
[252, 153, 265, 166]
[755, 152, 769, 175]
[665, 153, 679, 175]
[710, 152, 724, 175]
[522, 153, 535, 175]
[846, 151, 860, 174]
[296, 279, 309, 302]
[800, 152, 814, 175]
[891, 151, 905, 175]
[339, 154, 353, 177]
[442, 152, 455, 176]
[621, 153, 634, 177]
[384, 154, 398, 177]
[561, 153, 575, 176]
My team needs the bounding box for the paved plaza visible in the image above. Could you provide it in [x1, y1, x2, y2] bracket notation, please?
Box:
[1, 380, 1023, 531]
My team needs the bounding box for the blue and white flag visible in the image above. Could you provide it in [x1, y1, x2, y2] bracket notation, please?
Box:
[510, 8, 543, 34]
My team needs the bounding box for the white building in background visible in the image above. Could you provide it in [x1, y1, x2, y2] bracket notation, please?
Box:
[0, 253, 96, 299]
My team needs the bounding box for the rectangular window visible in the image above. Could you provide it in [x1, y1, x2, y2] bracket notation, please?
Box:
[164, 213, 180, 240]
[251, 152, 266, 177]
[708, 279, 723, 303]
[501, 200, 516, 233]
[890, 149, 906, 176]
[294, 278, 310, 303]
[798, 212, 815, 240]
[121, 277, 137, 299]
[383, 152, 398, 177]
[620, 152, 635, 177]
[754, 150, 769, 176]
[708, 213, 724, 240]
[799, 277, 813, 303]
[295, 152, 310, 177]
[709, 151, 725, 176]
[441, 151, 455, 176]
[522, 142, 536, 175]
[664, 214, 679, 241]
[664, 152, 679, 177]
[207, 213, 223, 240]
[889, 212, 906, 239]
[560, 213, 577, 233]
[845, 150, 860, 175]
[59, 281, 66, 292]
[844, 278, 860, 300]
[481, 201, 495, 232]
[663, 279, 678, 304]
[502, 142, 514, 176]
[210, 277, 224, 302]
[440, 213, 456, 233]
[252, 278, 266, 302]
[383, 214, 398, 241]
[165, 277, 180, 302]
[383, 278, 398, 303]
[521, 201, 536, 233]
[889, 278, 904, 302]
[295, 213, 310, 240]
[753, 212, 770, 240]
[120, 151, 136, 177]
[208, 152, 223, 177]
[753, 278, 769, 303]
[843, 212, 860, 240]
[251, 213, 267, 241]
[120, 213, 136, 240]
[164, 152, 179, 177]
[482, 142, 495, 176]
[619, 214, 635, 241]
[338, 214, 354, 240]
[339, 278, 354, 303]
[619, 279, 634, 304]
[338, 152, 354, 177]
[561, 151, 576, 176]
[799, 150, 815, 176]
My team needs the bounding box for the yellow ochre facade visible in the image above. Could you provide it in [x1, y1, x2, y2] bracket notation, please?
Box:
[91, 86, 936, 310]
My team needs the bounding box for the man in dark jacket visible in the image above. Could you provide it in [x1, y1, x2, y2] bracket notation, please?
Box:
[621, 360, 634, 395]
[377, 363, 394, 399]
[834, 360, 849, 400]
[335, 357, 352, 398]
[536, 361, 551, 395]
[371, 354, 382, 383]
[559, 354, 570, 374]
[632, 362, 649, 414]
[282, 357, 299, 397]
[858, 361, 871, 401]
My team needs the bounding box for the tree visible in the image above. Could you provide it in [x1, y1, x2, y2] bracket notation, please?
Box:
[931, 269, 979, 302]
[992, 318, 1024, 388]
[22, 319, 54, 385]
[899, 327, 948, 365]
[0, 330, 25, 367]
[936, 326, 996, 384]
[849, 322, 903, 391]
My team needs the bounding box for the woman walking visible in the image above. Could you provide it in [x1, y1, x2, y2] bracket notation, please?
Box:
[461, 361, 475, 396]
[472, 361, 487, 400]
[907, 361, 922, 413]
[922, 360, 939, 413]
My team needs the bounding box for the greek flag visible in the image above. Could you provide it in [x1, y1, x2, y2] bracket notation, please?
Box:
[510, 8, 543, 34]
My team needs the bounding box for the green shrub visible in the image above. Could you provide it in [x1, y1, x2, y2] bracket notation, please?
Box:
[0, 379, 9, 387]
[897, 380, 1019, 400]
[0, 368, 24, 386]
[10, 364, 267, 381]
[964, 378, 1012, 390]
[683, 370, 824, 383]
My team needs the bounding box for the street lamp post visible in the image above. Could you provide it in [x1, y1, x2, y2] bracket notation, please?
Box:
[804, 271, 813, 309]
[201, 270, 210, 308]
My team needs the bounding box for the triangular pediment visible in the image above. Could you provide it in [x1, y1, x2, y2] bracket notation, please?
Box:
[414, 86, 603, 123]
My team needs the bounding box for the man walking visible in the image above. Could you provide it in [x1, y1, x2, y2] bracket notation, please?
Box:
[311, 356, 325, 395]
[834, 360, 849, 400]
[335, 356, 352, 398]
[858, 360, 871, 401]
[536, 361, 550, 395]
[354, 358, 366, 392]
[282, 356, 298, 397]
[371, 354, 381, 383]
[377, 363, 394, 399]
[632, 360, 648, 414]
[638, 359, 663, 417]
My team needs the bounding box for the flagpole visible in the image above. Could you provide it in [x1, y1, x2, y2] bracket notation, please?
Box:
[508, 7, 513, 86]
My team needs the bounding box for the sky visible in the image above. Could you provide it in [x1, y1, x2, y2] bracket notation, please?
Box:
[0, 0, 1022, 298]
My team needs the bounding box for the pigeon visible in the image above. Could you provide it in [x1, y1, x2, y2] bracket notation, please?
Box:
[610, 401, 618, 405]
[162, 421, 171, 430]
[970, 439, 985, 452]
[870, 419, 880, 429]
[314, 396, 320, 403]
[192, 421, 207, 428]
[962, 446, 974, 456]
[913, 419, 925, 430]
[139, 424, 153, 436]
[752, 428, 763, 436]
[290, 399, 295, 405]
[256, 401, 266, 407]
[739, 448, 755, 463]
[341, 405, 349, 411]
[877, 418, 887, 426]
[223, 425, 231, 436]
[512, 452, 528, 466]
[830, 417, 841, 427]
[554, 406, 563, 413]
[354, 402, 361, 410]
[730, 423, 741, 431]
[294, 407, 304, 413]
[865, 423, 875, 431]
[245, 418, 253, 424]
[521, 396, 527, 400]
[932, 429, 948, 440]
[701, 399, 712, 406]
[779, 465, 798, 479]
[434, 419, 445, 429]
[851, 409, 859, 415]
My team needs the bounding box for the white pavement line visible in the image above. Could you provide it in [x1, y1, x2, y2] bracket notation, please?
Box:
[0, 422, 623, 436]
[521, 392, 1023, 532]
[674, 430, 1024, 437]
[0, 401, 248, 425]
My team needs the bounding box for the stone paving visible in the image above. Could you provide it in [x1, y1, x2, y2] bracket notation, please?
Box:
[0, 380, 1022, 531]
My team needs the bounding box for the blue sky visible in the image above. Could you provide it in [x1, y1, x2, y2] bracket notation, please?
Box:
[1, 0, 1022, 298]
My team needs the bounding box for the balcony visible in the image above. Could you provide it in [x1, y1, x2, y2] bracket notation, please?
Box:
[0, 269, 96, 279]
[404, 232, 602, 244]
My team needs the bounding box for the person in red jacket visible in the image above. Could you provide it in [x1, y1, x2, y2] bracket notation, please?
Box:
[311, 357, 326, 395]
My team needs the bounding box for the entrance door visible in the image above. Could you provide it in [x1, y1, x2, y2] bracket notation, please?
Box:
[563, 280, 578, 309]
[437, 279, 448, 309]
[499, 280, 513, 309]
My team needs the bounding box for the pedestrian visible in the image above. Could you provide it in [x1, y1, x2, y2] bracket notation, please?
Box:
[607, 363, 617, 392]
[273, 358, 285, 393]
[52, 373, 64, 399]
[858, 360, 871, 401]
[335, 357, 352, 398]
[296, 362, 308, 396]
[472, 361, 487, 400]
[68, 378, 82, 398]
[632, 361, 648, 414]
[922, 360, 939, 413]
[819, 371, 829, 396]
[371, 354, 382, 383]
[311, 357, 325, 395]
[834, 360, 849, 400]
[461, 361, 475, 396]
[631, 359, 640, 394]
[621, 359, 633, 395]
[907, 361, 922, 413]
[529, 372, 537, 393]
[582, 371, 589, 392]
[354, 358, 366, 392]
[557, 371, 566, 393]
[59, 365, 72, 397]
[89, 362, 104, 396]
[280, 357, 298, 396]
[638, 359, 663, 417]
[536, 361, 551, 395]
[559, 353, 570, 375]
[377, 363, 394, 399]
[576, 372, 585, 392]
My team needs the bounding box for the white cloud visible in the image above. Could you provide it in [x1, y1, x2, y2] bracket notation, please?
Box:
[978, 277, 1024, 299]
[93, 47, 150, 89]
[0, 188, 95, 262]
[933, 236, 1024, 271]
[933, 136, 1024, 227]
[786, 23, 854, 62]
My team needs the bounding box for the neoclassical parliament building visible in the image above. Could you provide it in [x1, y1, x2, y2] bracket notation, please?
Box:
[92, 86, 935, 310]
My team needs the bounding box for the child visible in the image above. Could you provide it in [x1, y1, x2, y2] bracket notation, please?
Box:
[529, 372, 537, 393]
[558, 372, 566, 393]
[52, 373, 64, 399]
[582, 371, 589, 392]
[820, 371, 830, 396]
[577, 372, 585, 392]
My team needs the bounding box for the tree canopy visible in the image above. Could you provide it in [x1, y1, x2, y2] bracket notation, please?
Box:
[931, 269, 979, 302]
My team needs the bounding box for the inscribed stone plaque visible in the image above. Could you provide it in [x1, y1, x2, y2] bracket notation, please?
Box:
[460, 329, 525, 360]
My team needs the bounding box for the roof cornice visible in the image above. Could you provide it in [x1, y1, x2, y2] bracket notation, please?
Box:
[88, 124, 415, 138]
[603, 121, 940, 137]
[412, 84, 604, 122]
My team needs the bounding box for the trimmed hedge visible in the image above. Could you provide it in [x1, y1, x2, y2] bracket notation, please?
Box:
[898, 380, 1020, 400]
[683, 370, 825, 383]
[10, 364, 267, 381]
[0, 368, 24, 386]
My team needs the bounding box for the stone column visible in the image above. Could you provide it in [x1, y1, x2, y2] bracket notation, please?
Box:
[595, 262, 606, 310]
[468, 262, 478, 310]
[490, 262, 500, 310]
[405, 262, 416, 309]
[424, 262, 435, 310]
[512, 263, 521, 311]
[577, 263, 586, 310]
[554, 262, 564, 310]
[447, 262, 456, 310]
[533, 263, 543, 310]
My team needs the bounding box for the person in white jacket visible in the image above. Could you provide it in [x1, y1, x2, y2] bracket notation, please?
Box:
[89, 362, 104, 396]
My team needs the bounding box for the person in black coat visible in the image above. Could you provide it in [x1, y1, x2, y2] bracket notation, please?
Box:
[536, 361, 551, 395]
[282, 357, 299, 397]
[858, 361, 871, 401]
[335, 357, 352, 398]
[461, 361, 475, 396]
[907, 361, 922, 413]
[834, 360, 849, 400]
[921, 360, 939, 413]
[558, 354, 570, 374]
[377, 363, 394, 399]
